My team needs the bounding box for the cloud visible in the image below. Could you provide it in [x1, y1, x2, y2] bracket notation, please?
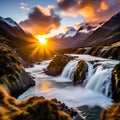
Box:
[57, 0, 120, 22]
[20, 2, 30, 11]
[19, 5, 61, 35]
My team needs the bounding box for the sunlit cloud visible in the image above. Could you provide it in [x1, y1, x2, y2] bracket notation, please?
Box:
[20, 2, 30, 11]
[19, 5, 61, 35]
[57, 0, 120, 22]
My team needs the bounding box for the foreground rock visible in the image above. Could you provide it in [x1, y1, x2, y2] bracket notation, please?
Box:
[73, 60, 88, 85]
[0, 44, 35, 97]
[101, 103, 120, 120]
[112, 63, 120, 102]
[46, 55, 73, 76]
[0, 86, 73, 120]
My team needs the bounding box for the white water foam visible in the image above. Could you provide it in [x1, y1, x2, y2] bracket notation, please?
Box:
[18, 86, 112, 108]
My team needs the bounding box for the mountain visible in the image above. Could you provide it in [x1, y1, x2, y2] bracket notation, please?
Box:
[49, 22, 103, 49]
[49, 11, 120, 49]
[83, 12, 120, 46]
[0, 17, 40, 62]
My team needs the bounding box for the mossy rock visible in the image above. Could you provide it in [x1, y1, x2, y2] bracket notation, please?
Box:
[111, 63, 120, 102]
[101, 103, 120, 120]
[76, 48, 86, 54]
[89, 46, 103, 56]
[73, 60, 88, 85]
[0, 44, 35, 97]
[110, 46, 120, 60]
[100, 46, 120, 60]
[46, 55, 74, 76]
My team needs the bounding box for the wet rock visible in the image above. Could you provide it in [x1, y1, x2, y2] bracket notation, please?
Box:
[73, 60, 88, 85]
[46, 55, 73, 76]
[51, 98, 82, 120]
[101, 103, 120, 120]
[112, 63, 120, 102]
[0, 44, 35, 97]
[78, 105, 102, 120]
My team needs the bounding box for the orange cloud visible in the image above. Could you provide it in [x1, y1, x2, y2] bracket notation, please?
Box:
[100, 1, 109, 10]
[19, 6, 61, 35]
[76, 5, 95, 20]
[57, 0, 120, 23]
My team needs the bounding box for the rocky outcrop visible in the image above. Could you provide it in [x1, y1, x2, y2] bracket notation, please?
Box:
[76, 48, 86, 54]
[101, 103, 120, 120]
[88, 46, 103, 56]
[73, 60, 88, 85]
[100, 46, 120, 60]
[0, 86, 73, 120]
[0, 44, 35, 97]
[46, 55, 73, 76]
[76, 46, 120, 60]
[111, 63, 120, 102]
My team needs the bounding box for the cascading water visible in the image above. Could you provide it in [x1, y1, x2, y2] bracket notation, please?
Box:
[61, 60, 78, 80]
[19, 54, 119, 108]
[83, 62, 94, 86]
[60, 59, 113, 97]
[85, 65, 113, 97]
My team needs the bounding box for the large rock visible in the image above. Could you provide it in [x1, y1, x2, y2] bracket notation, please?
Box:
[73, 60, 88, 85]
[0, 86, 72, 120]
[46, 55, 73, 76]
[0, 44, 35, 97]
[101, 103, 120, 120]
[111, 63, 120, 102]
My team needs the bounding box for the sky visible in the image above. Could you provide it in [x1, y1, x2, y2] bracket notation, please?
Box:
[0, 0, 120, 37]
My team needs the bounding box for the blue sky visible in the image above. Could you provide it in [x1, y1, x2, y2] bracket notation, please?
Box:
[0, 0, 120, 36]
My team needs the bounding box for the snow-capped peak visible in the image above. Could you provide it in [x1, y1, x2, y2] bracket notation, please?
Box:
[77, 22, 104, 33]
[1, 17, 17, 27]
[63, 28, 77, 38]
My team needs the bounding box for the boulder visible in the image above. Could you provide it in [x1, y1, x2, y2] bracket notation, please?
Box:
[101, 103, 120, 120]
[73, 60, 88, 85]
[0, 44, 35, 97]
[111, 63, 120, 102]
[46, 55, 73, 76]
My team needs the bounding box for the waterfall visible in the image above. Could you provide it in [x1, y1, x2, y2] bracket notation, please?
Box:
[83, 62, 94, 86]
[61, 60, 78, 80]
[59, 58, 114, 97]
[85, 65, 113, 96]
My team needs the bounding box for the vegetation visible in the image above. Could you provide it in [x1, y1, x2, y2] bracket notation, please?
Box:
[101, 103, 120, 120]
[0, 86, 72, 120]
[0, 44, 35, 97]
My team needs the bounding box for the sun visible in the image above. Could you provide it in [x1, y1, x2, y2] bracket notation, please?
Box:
[36, 35, 47, 45]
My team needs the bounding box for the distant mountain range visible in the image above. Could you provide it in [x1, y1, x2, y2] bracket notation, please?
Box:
[0, 11, 120, 61]
[49, 11, 120, 49]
